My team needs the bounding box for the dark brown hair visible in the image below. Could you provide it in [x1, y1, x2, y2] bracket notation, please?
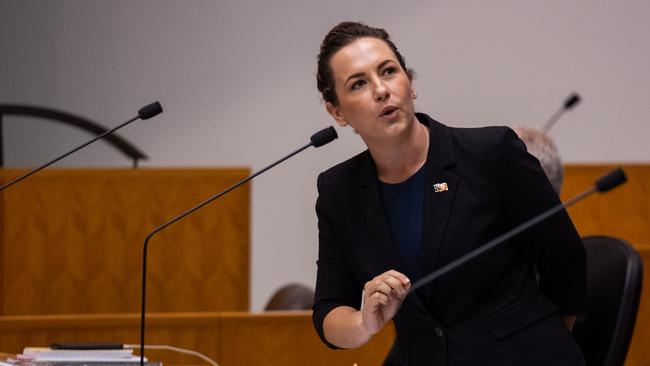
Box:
[317, 21, 414, 105]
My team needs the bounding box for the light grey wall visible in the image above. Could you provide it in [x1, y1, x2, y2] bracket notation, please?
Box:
[2, 0, 649, 310]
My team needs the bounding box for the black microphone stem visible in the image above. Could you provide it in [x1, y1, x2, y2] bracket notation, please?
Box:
[0, 116, 139, 191]
[408, 186, 597, 294]
[139, 140, 314, 366]
[543, 108, 564, 132]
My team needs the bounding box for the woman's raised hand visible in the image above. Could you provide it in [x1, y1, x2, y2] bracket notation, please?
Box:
[360, 270, 411, 335]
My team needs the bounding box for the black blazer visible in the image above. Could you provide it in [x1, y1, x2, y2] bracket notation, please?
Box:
[313, 114, 586, 366]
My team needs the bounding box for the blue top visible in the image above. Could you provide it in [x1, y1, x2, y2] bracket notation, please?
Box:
[378, 166, 425, 281]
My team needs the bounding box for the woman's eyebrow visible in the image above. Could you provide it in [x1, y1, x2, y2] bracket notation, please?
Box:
[376, 59, 394, 70]
[344, 59, 395, 86]
[344, 71, 366, 86]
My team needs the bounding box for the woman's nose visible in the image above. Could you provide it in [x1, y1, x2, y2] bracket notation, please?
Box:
[373, 81, 390, 102]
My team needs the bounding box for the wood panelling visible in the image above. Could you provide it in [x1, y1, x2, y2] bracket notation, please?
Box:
[0, 312, 394, 366]
[562, 165, 649, 247]
[218, 311, 394, 366]
[1, 307, 647, 366]
[0, 169, 250, 315]
[0, 312, 221, 365]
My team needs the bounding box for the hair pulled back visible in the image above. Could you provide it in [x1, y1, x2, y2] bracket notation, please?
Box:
[317, 21, 414, 105]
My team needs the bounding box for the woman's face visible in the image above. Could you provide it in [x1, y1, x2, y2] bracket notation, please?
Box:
[326, 37, 416, 145]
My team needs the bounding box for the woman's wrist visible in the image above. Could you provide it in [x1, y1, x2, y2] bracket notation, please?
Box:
[357, 309, 378, 338]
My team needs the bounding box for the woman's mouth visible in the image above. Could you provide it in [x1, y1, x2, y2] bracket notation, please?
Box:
[379, 105, 399, 119]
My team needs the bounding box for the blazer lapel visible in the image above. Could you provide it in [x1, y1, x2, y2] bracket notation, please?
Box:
[418, 114, 459, 299]
[357, 153, 404, 273]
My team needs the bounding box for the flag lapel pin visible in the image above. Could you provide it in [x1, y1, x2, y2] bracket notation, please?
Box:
[433, 182, 449, 193]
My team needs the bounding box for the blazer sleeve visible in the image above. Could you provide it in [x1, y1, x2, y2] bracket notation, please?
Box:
[312, 172, 364, 349]
[495, 127, 587, 315]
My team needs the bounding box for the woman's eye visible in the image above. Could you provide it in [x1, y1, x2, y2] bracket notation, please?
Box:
[383, 67, 396, 76]
[351, 80, 366, 90]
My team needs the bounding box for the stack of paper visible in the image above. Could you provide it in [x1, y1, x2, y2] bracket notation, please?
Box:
[3, 348, 161, 366]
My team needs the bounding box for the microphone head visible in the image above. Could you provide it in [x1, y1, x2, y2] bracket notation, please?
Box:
[138, 101, 163, 120]
[311, 126, 338, 147]
[595, 168, 627, 192]
[564, 93, 581, 110]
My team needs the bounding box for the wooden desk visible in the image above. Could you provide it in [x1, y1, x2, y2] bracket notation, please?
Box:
[0, 312, 393, 366]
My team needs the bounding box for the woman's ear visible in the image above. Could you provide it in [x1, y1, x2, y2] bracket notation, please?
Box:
[325, 102, 349, 127]
[411, 86, 417, 100]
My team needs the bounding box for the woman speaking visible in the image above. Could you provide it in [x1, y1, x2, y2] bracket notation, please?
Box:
[312, 22, 586, 365]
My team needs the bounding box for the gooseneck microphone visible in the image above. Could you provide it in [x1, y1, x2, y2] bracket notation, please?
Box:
[139, 126, 338, 366]
[0, 101, 163, 191]
[543, 93, 581, 132]
[408, 168, 627, 294]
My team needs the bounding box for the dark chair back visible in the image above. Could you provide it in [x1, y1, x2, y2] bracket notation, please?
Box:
[573, 236, 643, 366]
[264, 283, 314, 311]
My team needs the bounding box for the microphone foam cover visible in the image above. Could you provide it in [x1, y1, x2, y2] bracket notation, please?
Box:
[138, 101, 163, 120]
[564, 93, 581, 110]
[311, 126, 338, 147]
[595, 168, 627, 192]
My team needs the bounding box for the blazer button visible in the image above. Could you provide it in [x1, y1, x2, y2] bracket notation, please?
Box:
[434, 326, 444, 338]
